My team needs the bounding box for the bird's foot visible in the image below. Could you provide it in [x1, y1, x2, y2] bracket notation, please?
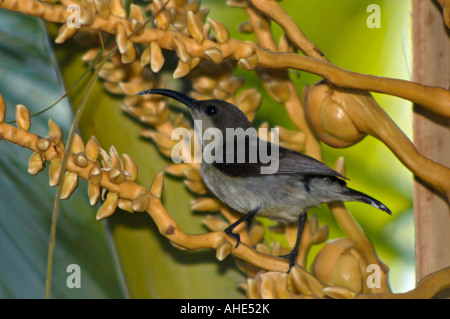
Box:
[279, 251, 297, 273]
[224, 227, 241, 248]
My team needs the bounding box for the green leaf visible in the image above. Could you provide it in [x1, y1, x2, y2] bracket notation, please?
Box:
[0, 10, 125, 298]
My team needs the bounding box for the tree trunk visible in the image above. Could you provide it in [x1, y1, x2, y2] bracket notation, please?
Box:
[412, 0, 450, 285]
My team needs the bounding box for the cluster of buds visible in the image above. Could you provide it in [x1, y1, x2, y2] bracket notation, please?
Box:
[0, 96, 151, 221]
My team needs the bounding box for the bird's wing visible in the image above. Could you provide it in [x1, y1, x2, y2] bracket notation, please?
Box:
[275, 146, 347, 179]
[212, 138, 346, 179]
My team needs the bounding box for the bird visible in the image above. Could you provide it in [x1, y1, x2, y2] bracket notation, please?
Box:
[137, 88, 391, 271]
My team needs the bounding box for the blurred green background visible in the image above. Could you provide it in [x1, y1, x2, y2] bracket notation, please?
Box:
[0, 0, 414, 298]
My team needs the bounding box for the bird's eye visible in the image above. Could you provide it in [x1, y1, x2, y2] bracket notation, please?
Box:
[206, 105, 217, 116]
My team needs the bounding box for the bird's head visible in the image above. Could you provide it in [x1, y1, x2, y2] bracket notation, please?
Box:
[137, 89, 252, 135]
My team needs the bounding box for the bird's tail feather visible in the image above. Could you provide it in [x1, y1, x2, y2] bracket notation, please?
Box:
[346, 188, 392, 215]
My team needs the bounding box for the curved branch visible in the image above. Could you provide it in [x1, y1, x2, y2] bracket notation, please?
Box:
[256, 50, 450, 118]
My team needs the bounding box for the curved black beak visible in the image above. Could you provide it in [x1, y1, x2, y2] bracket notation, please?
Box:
[137, 89, 198, 109]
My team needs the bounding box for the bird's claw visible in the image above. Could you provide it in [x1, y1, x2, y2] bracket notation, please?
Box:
[225, 228, 241, 248]
[279, 252, 296, 273]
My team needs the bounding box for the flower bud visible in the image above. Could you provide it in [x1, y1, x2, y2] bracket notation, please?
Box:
[311, 238, 364, 294]
[304, 81, 366, 148]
